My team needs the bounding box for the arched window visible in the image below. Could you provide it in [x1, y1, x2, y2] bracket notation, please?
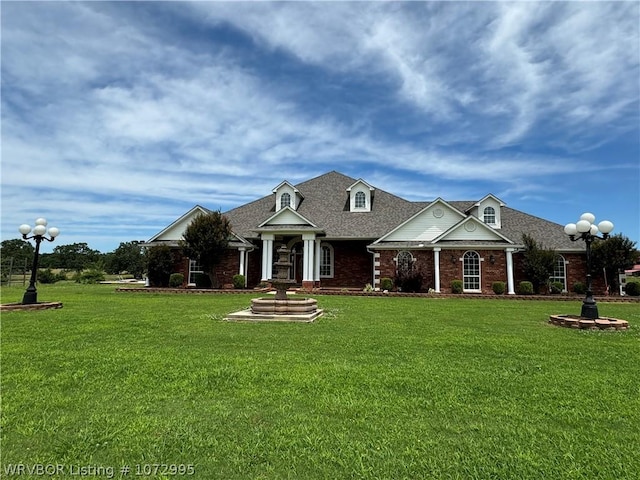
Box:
[483, 206, 496, 225]
[463, 251, 481, 292]
[355, 191, 366, 209]
[280, 192, 291, 209]
[550, 255, 567, 292]
[396, 251, 414, 275]
[320, 244, 334, 278]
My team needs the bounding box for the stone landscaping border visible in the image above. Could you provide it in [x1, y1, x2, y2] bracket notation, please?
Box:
[1, 302, 63, 312]
[549, 314, 629, 330]
[115, 286, 640, 303]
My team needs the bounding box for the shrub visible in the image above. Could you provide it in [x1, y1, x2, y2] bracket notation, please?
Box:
[232, 274, 246, 289]
[169, 273, 184, 288]
[363, 283, 374, 292]
[573, 282, 586, 294]
[518, 281, 534, 295]
[625, 280, 640, 296]
[380, 277, 394, 291]
[451, 280, 463, 294]
[549, 281, 564, 294]
[395, 269, 423, 293]
[194, 273, 212, 289]
[77, 269, 105, 284]
[38, 268, 60, 284]
[492, 281, 505, 295]
[145, 244, 174, 287]
[521, 234, 556, 294]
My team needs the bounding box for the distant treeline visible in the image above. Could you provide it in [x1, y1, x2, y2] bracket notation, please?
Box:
[1, 240, 145, 278]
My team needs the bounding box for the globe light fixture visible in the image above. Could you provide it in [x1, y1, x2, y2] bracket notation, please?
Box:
[18, 218, 60, 305]
[564, 212, 613, 319]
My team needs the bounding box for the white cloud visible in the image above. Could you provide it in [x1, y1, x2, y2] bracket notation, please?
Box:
[2, 2, 638, 251]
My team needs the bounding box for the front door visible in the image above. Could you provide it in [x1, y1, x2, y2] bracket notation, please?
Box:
[291, 243, 304, 284]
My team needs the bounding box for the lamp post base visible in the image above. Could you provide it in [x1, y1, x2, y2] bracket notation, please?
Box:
[22, 289, 38, 305]
[581, 300, 599, 320]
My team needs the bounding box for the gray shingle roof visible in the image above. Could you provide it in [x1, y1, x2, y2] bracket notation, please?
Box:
[223, 171, 583, 252]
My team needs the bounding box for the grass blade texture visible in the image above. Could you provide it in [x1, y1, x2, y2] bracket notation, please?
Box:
[2, 284, 639, 479]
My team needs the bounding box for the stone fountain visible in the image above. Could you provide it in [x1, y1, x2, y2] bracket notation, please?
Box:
[225, 244, 323, 322]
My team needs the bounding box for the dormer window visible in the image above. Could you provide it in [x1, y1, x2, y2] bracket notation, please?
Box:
[483, 206, 496, 225]
[281, 192, 291, 209]
[347, 179, 374, 212]
[272, 180, 303, 212]
[468, 194, 504, 229]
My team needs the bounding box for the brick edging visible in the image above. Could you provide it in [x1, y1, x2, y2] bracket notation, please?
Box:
[115, 287, 639, 303]
[1, 301, 64, 312]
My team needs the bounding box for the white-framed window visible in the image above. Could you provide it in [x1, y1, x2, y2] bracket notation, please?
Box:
[483, 206, 496, 225]
[188, 259, 204, 285]
[550, 255, 567, 292]
[280, 192, 291, 209]
[354, 191, 366, 209]
[463, 251, 481, 292]
[320, 244, 334, 278]
[396, 251, 414, 275]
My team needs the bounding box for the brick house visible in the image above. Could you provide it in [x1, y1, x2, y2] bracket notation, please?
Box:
[146, 171, 594, 294]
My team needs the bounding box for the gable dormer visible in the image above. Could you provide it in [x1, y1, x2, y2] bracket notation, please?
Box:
[272, 180, 303, 212]
[466, 194, 505, 229]
[373, 198, 466, 243]
[147, 205, 211, 242]
[346, 179, 375, 212]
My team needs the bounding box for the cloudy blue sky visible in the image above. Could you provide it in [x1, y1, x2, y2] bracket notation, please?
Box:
[2, 1, 639, 253]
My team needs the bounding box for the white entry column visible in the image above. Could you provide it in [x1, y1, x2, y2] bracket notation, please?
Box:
[302, 233, 316, 283]
[314, 239, 322, 283]
[261, 234, 274, 281]
[238, 248, 247, 287]
[433, 247, 441, 293]
[506, 248, 515, 294]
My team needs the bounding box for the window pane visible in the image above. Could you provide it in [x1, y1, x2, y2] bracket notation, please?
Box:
[463, 251, 480, 290]
[483, 207, 496, 224]
[550, 255, 566, 290]
[397, 251, 413, 274]
[320, 245, 332, 277]
[189, 259, 203, 284]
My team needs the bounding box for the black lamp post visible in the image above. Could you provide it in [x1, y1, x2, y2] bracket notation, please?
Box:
[564, 213, 613, 319]
[19, 218, 60, 305]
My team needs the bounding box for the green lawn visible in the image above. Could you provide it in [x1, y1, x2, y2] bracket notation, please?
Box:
[1, 283, 639, 479]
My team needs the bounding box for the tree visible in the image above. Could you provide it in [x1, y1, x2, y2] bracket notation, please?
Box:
[180, 211, 232, 288]
[591, 233, 639, 294]
[521, 234, 557, 294]
[51, 242, 101, 272]
[105, 241, 145, 278]
[0, 238, 35, 272]
[145, 244, 175, 287]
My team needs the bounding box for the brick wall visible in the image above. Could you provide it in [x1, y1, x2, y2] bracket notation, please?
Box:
[436, 250, 507, 294]
[167, 249, 242, 288]
[213, 250, 241, 287]
[437, 251, 459, 293]
[322, 240, 373, 288]
[246, 249, 262, 287]
[171, 254, 189, 286]
[167, 243, 603, 295]
[513, 252, 606, 295]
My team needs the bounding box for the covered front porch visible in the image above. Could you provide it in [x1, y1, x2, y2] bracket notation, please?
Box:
[258, 230, 325, 289]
